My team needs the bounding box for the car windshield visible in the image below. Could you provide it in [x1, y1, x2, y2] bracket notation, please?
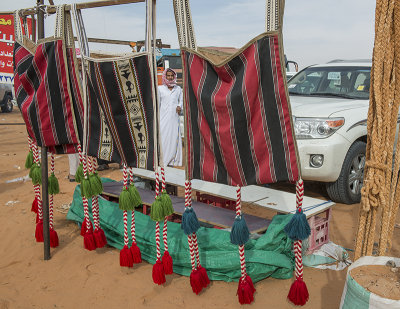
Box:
[287, 66, 371, 100]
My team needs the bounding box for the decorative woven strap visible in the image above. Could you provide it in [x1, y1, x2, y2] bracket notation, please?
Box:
[14, 10, 24, 42]
[265, 0, 283, 32]
[173, 0, 197, 49]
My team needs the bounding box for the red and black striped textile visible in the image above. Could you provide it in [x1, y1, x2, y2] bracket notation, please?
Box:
[182, 33, 299, 186]
[13, 40, 83, 154]
[85, 55, 155, 170]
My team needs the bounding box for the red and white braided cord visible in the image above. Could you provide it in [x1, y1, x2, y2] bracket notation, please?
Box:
[239, 245, 247, 279]
[155, 170, 159, 197]
[34, 184, 42, 220]
[28, 137, 32, 151]
[184, 180, 196, 269]
[294, 240, 303, 279]
[163, 217, 168, 252]
[91, 157, 100, 230]
[161, 167, 166, 192]
[156, 222, 161, 259]
[81, 154, 91, 232]
[188, 234, 196, 270]
[154, 169, 161, 259]
[77, 144, 83, 163]
[128, 168, 136, 242]
[236, 186, 248, 279]
[235, 185, 241, 217]
[49, 153, 55, 228]
[294, 179, 304, 279]
[296, 179, 304, 210]
[123, 211, 129, 246]
[192, 233, 201, 267]
[32, 144, 42, 220]
[161, 167, 168, 251]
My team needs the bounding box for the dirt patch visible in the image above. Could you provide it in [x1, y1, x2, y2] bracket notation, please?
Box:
[351, 265, 400, 300]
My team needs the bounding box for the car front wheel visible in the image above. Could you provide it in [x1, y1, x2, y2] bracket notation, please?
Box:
[1, 94, 13, 113]
[326, 141, 366, 204]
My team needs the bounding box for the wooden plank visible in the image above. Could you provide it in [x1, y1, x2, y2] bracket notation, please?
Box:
[11, 0, 145, 17]
[130, 167, 271, 203]
[101, 182, 270, 233]
[255, 194, 335, 218]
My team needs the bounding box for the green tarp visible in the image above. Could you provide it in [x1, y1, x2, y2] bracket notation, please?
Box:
[67, 179, 295, 283]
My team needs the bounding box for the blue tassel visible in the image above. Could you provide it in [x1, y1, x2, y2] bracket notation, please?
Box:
[284, 208, 311, 241]
[230, 215, 250, 245]
[181, 207, 200, 235]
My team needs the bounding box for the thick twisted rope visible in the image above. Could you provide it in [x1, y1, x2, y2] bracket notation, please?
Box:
[355, 0, 400, 258]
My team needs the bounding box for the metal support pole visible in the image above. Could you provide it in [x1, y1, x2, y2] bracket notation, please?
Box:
[37, 0, 50, 261]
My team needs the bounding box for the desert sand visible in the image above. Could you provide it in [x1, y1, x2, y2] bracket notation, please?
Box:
[1, 109, 400, 309]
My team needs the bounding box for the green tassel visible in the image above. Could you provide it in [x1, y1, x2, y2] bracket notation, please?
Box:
[25, 150, 34, 169]
[119, 187, 134, 211]
[160, 190, 174, 217]
[150, 196, 164, 221]
[89, 172, 103, 196]
[128, 183, 142, 208]
[30, 164, 42, 185]
[81, 177, 92, 198]
[48, 173, 60, 195]
[75, 163, 83, 183]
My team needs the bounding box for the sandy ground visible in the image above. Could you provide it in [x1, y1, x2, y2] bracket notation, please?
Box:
[1, 109, 400, 309]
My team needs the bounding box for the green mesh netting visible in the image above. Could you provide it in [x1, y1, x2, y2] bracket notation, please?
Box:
[67, 179, 294, 283]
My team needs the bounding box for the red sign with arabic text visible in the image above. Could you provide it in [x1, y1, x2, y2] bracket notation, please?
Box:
[0, 14, 34, 75]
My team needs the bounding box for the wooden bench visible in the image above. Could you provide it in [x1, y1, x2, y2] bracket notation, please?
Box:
[129, 167, 335, 219]
[101, 181, 271, 234]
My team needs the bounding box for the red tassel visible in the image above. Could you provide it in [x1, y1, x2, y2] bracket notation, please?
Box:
[31, 198, 38, 213]
[130, 242, 142, 264]
[197, 265, 210, 288]
[288, 278, 309, 306]
[162, 251, 173, 275]
[190, 269, 204, 295]
[120, 245, 133, 267]
[152, 259, 166, 285]
[237, 275, 256, 305]
[93, 229, 106, 248]
[35, 220, 44, 242]
[49, 228, 59, 248]
[80, 218, 93, 236]
[83, 231, 96, 251]
[36, 212, 40, 224]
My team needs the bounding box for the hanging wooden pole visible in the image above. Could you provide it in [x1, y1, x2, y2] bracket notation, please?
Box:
[37, 0, 50, 261]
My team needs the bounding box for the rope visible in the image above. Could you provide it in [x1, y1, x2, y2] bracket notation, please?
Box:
[91, 157, 100, 231]
[49, 153, 55, 229]
[32, 144, 42, 221]
[129, 168, 136, 243]
[123, 211, 129, 246]
[293, 179, 304, 279]
[355, 0, 400, 259]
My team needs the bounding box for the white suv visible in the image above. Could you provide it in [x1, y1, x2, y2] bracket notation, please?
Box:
[288, 60, 372, 204]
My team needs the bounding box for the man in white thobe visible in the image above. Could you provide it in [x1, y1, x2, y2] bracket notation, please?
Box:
[158, 68, 183, 166]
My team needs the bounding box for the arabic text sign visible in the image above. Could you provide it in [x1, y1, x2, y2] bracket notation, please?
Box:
[0, 15, 34, 76]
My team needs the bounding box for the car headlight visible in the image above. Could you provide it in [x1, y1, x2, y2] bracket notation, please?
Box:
[294, 117, 345, 139]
